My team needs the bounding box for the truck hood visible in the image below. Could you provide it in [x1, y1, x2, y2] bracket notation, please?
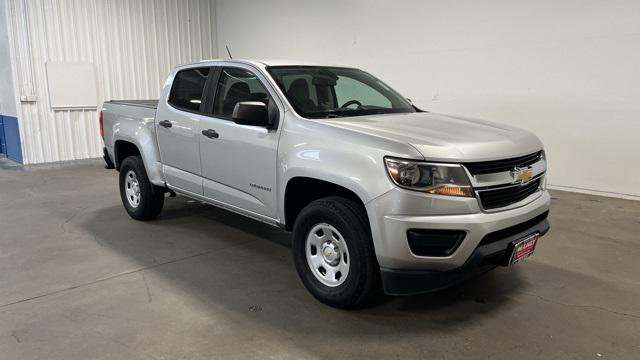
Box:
[322, 112, 543, 162]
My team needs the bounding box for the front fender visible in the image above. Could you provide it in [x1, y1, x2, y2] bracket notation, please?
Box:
[279, 155, 386, 209]
[277, 138, 418, 222]
[276, 115, 425, 223]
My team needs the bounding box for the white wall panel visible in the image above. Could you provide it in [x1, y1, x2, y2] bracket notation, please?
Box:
[215, 0, 640, 199]
[7, 0, 216, 164]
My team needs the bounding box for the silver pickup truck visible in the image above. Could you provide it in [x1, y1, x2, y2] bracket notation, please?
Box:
[101, 59, 550, 308]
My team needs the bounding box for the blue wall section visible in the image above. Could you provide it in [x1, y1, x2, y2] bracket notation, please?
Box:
[0, 116, 5, 154]
[0, 115, 22, 163]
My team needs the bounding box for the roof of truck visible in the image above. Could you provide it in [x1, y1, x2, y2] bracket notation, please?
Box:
[256, 59, 353, 67]
[195, 59, 355, 68]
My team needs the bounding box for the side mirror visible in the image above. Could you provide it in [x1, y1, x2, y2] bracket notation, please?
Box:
[232, 101, 270, 127]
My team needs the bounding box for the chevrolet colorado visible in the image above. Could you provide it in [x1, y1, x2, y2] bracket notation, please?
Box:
[101, 59, 550, 308]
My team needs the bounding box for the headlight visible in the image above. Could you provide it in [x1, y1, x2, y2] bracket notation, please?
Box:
[384, 157, 474, 197]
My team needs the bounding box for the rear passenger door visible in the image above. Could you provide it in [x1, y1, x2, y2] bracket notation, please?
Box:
[198, 66, 281, 220]
[155, 67, 211, 195]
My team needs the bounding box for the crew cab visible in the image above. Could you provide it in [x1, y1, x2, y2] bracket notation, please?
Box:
[101, 59, 550, 308]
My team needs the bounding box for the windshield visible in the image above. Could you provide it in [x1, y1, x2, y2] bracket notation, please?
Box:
[267, 66, 416, 119]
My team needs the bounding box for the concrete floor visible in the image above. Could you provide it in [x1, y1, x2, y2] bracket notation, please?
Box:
[0, 160, 639, 360]
[0, 156, 22, 170]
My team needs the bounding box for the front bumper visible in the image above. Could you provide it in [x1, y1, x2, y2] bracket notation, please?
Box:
[380, 211, 549, 295]
[365, 188, 551, 294]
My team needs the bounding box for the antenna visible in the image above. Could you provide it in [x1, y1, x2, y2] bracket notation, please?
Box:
[225, 45, 233, 59]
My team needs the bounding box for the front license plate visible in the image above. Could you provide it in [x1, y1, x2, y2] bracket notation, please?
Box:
[509, 233, 539, 265]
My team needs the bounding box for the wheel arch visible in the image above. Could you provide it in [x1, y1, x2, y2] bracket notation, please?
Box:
[113, 139, 141, 170]
[112, 135, 165, 187]
[283, 176, 369, 231]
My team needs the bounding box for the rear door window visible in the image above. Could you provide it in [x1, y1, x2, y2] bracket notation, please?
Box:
[168, 67, 210, 112]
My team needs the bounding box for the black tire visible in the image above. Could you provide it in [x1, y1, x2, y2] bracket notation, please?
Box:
[119, 156, 165, 220]
[292, 196, 382, 309]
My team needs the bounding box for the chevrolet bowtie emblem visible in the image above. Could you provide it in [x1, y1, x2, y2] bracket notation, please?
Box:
[511, 167, 533, 184]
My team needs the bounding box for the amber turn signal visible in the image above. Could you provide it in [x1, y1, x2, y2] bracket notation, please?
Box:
[428, 186, 474, 197]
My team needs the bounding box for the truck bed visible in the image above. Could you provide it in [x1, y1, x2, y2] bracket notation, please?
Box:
[102, 99, 160, 164]
[105, 100, 158, 109]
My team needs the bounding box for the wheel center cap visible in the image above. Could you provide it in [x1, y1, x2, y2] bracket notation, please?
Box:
[321, 243, 340, 265]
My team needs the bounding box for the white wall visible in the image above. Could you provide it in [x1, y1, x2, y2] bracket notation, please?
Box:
[6, 0, 217, 164]
[216, 0, 640, 199]
[0, 0, 17, 117]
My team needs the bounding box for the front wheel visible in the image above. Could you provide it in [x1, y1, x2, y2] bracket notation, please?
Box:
[292, 196, 382, 309]
[119, 156, 165, 220]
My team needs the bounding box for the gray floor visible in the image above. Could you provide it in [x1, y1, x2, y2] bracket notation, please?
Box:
[0, 156, 22, 170]
[1, 160, 639, 360]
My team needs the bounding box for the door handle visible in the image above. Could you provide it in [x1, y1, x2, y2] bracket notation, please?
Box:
[201, 129, 219, 139]
[158, 120, 172, 128]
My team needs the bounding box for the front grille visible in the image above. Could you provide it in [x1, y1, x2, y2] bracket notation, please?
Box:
[463, 151, 543, 175]
[478, 177, 542, 210]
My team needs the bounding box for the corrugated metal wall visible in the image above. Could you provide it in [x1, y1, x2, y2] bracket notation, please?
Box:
[6, 0, 217, 164]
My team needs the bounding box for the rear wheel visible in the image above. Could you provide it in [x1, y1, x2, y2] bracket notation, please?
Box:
[292, 196, 382, 309]
[119, 156, 164, 220]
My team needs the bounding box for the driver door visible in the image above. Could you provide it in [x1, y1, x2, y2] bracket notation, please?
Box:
[198, 66, 281, 220]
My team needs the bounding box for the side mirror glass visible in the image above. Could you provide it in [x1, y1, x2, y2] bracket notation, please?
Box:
[232, 101, 270, 127]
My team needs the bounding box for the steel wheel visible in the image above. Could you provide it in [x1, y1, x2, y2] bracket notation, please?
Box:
[124, 170, 141, 208]
[119, 156, 164, 220]
[305, 223, 350, 287]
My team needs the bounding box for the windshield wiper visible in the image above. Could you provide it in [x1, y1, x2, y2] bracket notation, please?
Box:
[325, 113, 341, 118]
[322, 109, 390, 118]
[323, 110, 345, 118]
